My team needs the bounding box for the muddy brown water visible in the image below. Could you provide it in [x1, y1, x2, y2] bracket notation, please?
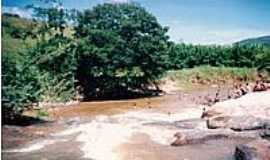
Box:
[2, 87, 253, 160]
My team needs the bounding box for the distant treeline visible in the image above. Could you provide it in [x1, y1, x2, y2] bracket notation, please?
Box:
[168, 43, 270, 70]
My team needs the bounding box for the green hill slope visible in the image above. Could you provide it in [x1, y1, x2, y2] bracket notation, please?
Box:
[2, 13, 37, 56]
[236, 35, 270, 46]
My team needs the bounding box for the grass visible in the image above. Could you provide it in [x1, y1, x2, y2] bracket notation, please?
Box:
[2, 14, 37, 56]
[37, 109, 49, 118]
[2, 34, 36, 55]
[164, 66, 260, 90]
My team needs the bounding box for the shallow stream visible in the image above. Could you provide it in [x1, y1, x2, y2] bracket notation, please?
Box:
[3, 93, 253, 160]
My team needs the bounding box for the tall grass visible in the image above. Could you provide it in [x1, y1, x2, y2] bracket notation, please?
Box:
[165, 66, 259, 89]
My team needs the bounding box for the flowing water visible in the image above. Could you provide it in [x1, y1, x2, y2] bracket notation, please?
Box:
[2, 93, 253, 160]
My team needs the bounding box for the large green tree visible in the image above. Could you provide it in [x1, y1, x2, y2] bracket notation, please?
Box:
[75, 3, 170, 98]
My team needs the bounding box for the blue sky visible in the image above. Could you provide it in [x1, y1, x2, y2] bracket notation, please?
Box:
[3, 0, 270, 44]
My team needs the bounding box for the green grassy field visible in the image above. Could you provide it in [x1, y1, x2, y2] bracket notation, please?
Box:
[164, 66, 264, 90]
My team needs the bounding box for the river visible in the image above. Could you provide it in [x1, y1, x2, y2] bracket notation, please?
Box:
[2, 88, 254, 160]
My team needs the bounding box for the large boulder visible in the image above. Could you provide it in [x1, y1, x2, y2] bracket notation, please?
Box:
[235, 139, 270, 160]
[204, 91, 270, 130]
[171, 129, 259, 146]
[207, 116, 270, 131]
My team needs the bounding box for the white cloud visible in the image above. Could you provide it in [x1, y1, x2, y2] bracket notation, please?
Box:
[3, 6, 32, 19]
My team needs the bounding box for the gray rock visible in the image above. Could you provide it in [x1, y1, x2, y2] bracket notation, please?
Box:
[235, 144, 260, 160]
[204, 92, 270, 131]
[171, 132, 188, 146]
[206, 116, 231, 129]
[171, 129, 259, 146]
[260, 124, 270, 139]
[235, 139, 270, 160]
[207, 116, 270, 131]
[229, 116, 270, 131]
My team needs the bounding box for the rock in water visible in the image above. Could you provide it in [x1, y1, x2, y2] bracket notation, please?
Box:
[261, 124, 270, 139]
[235, 139, 270, 160]
[171, 132, 188, 146]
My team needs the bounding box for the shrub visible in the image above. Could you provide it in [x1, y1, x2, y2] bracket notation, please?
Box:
[2, 53, 40, 123]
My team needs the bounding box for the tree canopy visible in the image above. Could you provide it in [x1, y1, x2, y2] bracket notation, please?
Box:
[74, 3, 170, 98]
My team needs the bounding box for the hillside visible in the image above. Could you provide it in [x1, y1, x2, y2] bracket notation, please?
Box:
[2, 13, 37, 56]
[236, 35, 270, 46]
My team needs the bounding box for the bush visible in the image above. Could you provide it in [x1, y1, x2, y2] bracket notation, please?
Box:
[256, 47, 270, 74]
[2, 2, 77, 123]
[2, 53, 40, 123]
[27, 35, 77, 102]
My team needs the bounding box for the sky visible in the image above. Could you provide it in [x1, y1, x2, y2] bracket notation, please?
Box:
[3, 0, 270, 44]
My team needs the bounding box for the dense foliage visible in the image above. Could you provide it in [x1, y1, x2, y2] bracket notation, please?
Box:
[74, 3, 170, 98]
[2, 53, 40, 123]
[2, 14, 40, 123]
[2, 2, 77, 122]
